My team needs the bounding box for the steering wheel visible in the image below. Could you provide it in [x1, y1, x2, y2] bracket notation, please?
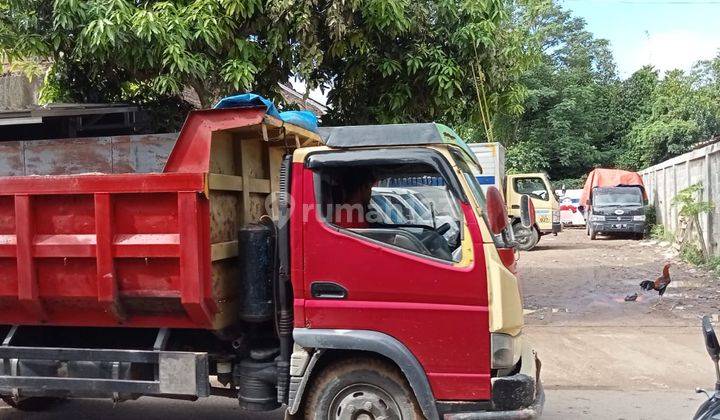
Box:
[436, 222, 452, 236]
[417, 225, 452, 260]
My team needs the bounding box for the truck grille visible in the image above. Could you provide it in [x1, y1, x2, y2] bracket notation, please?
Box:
[607, 215, 633, 222]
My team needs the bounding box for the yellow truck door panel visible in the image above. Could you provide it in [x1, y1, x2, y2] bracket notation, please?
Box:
[506, 173, 559, 234]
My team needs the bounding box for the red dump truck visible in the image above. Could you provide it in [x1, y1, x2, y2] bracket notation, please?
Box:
[0, 107, 542, 419]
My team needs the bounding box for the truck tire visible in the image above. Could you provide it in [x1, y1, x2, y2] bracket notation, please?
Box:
[303, 358, 423, 420]
[1, 396, 64, 411]
[589, 226, 597, 240]
[512, 223, 540, 251]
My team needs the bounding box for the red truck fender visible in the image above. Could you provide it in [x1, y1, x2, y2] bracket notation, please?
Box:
[290, 328, 439, 420]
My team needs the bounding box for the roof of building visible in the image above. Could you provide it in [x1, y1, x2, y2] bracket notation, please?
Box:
[0, 103, 137, 126]
[277, 83, 327, 116]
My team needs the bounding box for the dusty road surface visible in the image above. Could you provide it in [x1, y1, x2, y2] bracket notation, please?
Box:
[525, 228, 719, 419]
[1, 228, 717, 419]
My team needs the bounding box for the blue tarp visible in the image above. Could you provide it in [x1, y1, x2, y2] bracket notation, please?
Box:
[278, 110, 318, 132]
[213, 93, 318, 133]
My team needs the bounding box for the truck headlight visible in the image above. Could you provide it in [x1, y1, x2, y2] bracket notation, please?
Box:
[491, 333, 522, 369]
[591, 215, 605, 221]
[633, 215, 646, 221]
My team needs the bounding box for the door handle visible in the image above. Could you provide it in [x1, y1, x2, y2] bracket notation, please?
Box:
[311, 282, 348, 299]
[511, 205, 520, 209]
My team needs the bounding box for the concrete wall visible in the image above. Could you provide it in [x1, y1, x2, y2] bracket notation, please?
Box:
[0, 133, 179, 176]
[0, 74, 41, 110]
[640, 142, 720, 255]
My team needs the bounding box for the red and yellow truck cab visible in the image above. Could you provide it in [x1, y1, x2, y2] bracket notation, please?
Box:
[0, 108, 541, 419]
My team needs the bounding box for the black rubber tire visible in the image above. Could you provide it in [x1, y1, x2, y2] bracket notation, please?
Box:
[512, 223, 540, 251]
[1, 395, 64, 412]
[589, 226, 597, 240]
[303, 358, 423, 420]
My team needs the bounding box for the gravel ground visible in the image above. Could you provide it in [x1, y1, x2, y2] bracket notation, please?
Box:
[524, 227, 720, 419]
[522, 228, 720, 327]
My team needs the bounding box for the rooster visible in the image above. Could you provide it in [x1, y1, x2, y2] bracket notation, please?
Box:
[639, 263, 672, 305]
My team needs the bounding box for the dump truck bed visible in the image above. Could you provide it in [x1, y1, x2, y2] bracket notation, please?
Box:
[0, 107, 321, 330]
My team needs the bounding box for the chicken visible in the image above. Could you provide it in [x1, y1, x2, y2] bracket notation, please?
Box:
[639, 263, 672, 296]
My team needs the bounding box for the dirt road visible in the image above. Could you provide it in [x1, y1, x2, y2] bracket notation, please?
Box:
[525, 228, 719, 419]
[1, 229, 716, 419]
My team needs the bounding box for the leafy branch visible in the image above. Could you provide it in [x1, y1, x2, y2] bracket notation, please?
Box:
[672, 182, 715, 258]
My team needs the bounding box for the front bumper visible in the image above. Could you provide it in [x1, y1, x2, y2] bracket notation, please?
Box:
[445, 344, 544, 420]
[539, 222, 562, 235]
[591, 221, 645, 234]
[552, 221, 562, 234]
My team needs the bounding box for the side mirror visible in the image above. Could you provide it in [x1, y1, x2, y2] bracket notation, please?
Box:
[561, 184, 567, 196]
[520, 194, 536, 228]
[702, 316, 720, 361]
[486, 186, 509, 235]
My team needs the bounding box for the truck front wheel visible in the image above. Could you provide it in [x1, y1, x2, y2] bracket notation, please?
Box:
[1, 396, 64, 411]
[512, 223, 540, 251]
[303, 358, 423, 420]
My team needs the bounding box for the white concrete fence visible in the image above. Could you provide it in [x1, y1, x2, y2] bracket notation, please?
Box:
[640, 141, 720, 256]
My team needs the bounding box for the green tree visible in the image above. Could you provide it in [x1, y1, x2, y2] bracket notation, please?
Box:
[506, 2, 619, 179]
[312, 0, 542, 126]
[619, 58, 720, 170]
[612, 66, 659, 139]
[0, 0, 316, 108]
[1, 0, 539, 127]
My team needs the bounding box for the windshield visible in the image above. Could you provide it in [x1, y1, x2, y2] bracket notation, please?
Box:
[593, 187, 643, 207]
[448, 148, 487, 212]
[401, 193, 433, 220]
[514, 177, 550, 201]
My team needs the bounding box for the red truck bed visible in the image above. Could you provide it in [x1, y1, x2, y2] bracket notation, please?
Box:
[0, 108, 321, 330]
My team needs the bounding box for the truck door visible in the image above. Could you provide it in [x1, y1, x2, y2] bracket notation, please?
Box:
[510, 175, 556, 231]
[297, 148, 492, 401]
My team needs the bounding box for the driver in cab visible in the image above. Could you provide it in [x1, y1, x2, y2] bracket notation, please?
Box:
[332, 170, 378, 229]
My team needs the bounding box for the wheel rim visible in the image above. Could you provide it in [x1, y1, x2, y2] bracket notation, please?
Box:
[513, 225, 533, 246]
[328, 383, 403, 420]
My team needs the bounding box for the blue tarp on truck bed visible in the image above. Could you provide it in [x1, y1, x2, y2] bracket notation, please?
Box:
[214, 93, 319, 133]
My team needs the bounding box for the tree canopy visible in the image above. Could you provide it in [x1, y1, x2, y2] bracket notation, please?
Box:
[1, 0, 719, 179]
[499, 2, 720, 183]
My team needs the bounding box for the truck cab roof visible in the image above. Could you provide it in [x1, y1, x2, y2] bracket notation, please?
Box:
[317, 123, 478, 165]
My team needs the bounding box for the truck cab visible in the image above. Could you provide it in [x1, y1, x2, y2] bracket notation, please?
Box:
[587, 186, 647, 240]
[0, 112, 542, 419]
[304, 124, 542, 418]
[469, 143, 561, 251]
[506, 173, 562, 250]
[581, 168, 648, 241]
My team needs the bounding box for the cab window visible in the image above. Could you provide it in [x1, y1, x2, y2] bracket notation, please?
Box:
[449, 148, 515, 249]
[315, 162, 463, 262]
[514, 177, 549, 201]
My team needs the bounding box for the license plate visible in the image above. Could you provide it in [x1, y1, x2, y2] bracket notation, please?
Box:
[611, 224, 628, 229]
